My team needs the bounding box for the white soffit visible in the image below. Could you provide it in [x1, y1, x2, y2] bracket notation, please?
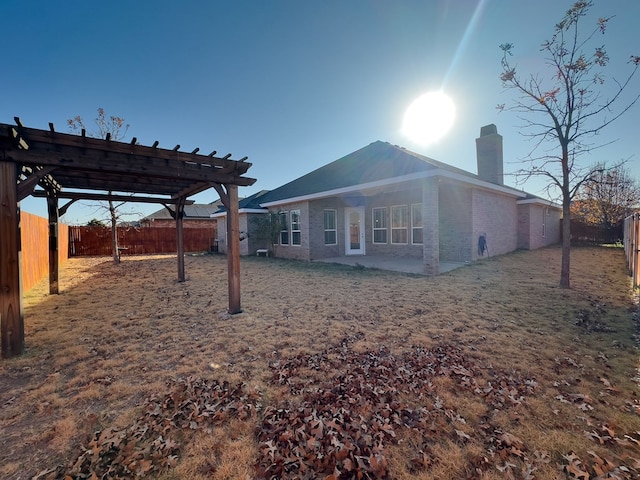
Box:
[260, 169, 527, 208]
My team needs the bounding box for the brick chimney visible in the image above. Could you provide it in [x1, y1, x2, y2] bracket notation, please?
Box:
[475, 124, 503, 185]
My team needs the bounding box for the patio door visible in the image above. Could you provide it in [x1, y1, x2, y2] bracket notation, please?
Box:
[345, 206, 365, 255]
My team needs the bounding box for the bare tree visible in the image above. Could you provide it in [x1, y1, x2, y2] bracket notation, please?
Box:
[572, 164, 640, 241]
[498, 0, 639, 288]
[68, 108, 131, 264]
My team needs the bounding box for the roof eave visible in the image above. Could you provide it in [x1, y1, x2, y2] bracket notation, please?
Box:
[260, 169, 527, 207]
[517, 197, 562, 209]
[210, 208, 268, 218]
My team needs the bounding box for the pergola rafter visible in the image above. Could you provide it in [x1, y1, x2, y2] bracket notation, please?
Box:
[0, 119, 256, 359]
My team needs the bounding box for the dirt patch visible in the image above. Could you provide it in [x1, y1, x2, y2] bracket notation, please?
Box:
[1, 246, 639, 479]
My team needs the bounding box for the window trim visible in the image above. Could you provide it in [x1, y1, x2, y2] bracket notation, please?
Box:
[372, 207, 387, 244]
[323, 209, 337, 246]
[290, 209, 301, 246]
[279, 211, 289, 245]
[391, 204, 409, 245]
[411, 203, 423, 245]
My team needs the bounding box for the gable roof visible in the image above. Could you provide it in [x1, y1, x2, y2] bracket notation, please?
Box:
[210, 189, 272, 218]
[144, 202, 223, 221]
[237, 189, 272, 210]
[258, 140, 524, 206]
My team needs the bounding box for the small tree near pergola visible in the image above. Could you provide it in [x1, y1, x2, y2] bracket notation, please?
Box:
[68, 108, 131, 264]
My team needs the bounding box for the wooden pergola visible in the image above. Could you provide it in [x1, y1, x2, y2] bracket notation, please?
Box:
[0, 118, 256, 359]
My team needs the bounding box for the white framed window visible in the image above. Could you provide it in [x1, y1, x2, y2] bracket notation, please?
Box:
[372, 207, 387, 244]
[324, 209, 337, 245]
[279, 211, 289, 245]
[411, 203, 423, 244]
[391, 205, 408, 244]
[290, 210, 301, 246]
[542, 207, 548, 238]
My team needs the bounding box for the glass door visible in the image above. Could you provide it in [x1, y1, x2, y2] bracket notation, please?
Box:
[345, 207, 365, 255]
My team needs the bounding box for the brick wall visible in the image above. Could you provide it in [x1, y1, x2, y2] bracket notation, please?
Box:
[366, 189, 423, 259]
[439, 183, 473, 262]
[545, 208, 562, 246]
[215, 184, 557, 267]
[239, 214, 250, 256]
[422, 177, 439, 274]
[268, 188, 427, 261]
[518, 203, 562, 250]
[215, 214, 252, 255]
[517, 203, 532, 249]
[472, 189, 518, 259]
[308, 198, 342, 259]
[270, 202, 311, 261]
[215, 217, 227, 253]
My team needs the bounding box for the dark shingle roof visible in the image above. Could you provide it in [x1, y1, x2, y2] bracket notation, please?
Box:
[212, 190, 272, 215]
[239, 190, 271, 209]
[257, 141, 477, 205]
[144, 201, 223, 221]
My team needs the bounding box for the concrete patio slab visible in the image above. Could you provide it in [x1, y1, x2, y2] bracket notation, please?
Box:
[312, 255, 466, 275]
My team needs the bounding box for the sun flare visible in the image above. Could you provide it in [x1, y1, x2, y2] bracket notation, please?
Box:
[402, 91, 456, 145]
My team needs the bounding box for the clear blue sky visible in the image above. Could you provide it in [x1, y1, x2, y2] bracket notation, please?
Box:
[3, 0, 639, 225]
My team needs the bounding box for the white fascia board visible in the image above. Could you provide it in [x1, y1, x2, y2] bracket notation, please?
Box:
[517, 197, 562, 209]
[260, 169, 527, 208]
[438, 170, 528, 198]
[210, 208, 268, 219]
[260, 171, 439, 207]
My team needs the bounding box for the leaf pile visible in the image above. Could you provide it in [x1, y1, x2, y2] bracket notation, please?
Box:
[257, 335, 541, 479]
[35, 376, 261, 479]
[31, 332, 640, 479]
[563, 425, 640, 479]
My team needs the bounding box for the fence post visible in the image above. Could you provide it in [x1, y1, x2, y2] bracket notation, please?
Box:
[634, 213, 639, 288]
[627, 213, 640, 289]
[625, 215, 632, 273]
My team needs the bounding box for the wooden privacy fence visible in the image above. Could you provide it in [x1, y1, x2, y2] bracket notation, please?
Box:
[624, 213, 640, 288]
[69, 226, 216, 256]
[21, 212, 69, 291]
[570, 220, 623, 244]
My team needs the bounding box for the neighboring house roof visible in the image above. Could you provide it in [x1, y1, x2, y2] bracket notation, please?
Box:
[238, 189, 271, 210]
[258, 140, 527, 207]
[143, 201, 223, 221]
[210, 190, 271, 218]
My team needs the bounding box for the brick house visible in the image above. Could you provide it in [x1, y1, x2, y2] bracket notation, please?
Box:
[211, 190, 272, 256]
[214, 125, 561, 274]
[142, 202, 223, 229]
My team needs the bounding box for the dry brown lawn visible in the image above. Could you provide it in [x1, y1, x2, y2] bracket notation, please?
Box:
[1, 245, 639, 479]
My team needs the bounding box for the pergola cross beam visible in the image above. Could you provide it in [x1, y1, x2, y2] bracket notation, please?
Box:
[31, 190, 196, 205]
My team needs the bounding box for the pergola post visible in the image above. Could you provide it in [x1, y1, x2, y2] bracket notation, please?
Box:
[0, 161, 24, 358]
[175, 197, 187, 282]
[226, 184, 242, 313]
[46, 194, 59, 294]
